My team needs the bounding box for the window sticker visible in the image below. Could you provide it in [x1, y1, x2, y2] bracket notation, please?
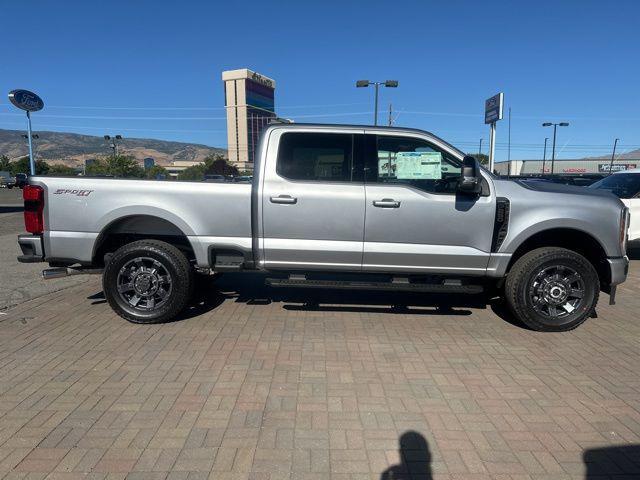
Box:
[395, 152, 442, 179]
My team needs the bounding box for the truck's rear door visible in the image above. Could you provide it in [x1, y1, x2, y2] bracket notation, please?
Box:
[260, 128, 365, 270]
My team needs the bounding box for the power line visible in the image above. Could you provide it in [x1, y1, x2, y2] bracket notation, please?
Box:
[0, 102, 368, 111]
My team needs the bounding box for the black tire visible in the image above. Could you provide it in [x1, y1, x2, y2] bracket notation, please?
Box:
[103, 239, 193, 324]
[505, 247, 599, 332]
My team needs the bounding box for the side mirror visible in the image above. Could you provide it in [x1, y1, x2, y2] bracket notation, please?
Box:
[457, 155, 481, 194]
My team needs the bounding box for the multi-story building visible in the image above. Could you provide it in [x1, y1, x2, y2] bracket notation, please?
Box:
[222, 69, 276, 171]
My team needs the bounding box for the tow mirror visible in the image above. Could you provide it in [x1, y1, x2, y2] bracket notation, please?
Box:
[457, 155, 481, 194]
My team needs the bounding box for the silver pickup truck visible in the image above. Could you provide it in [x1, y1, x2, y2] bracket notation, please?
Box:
[17, 123, 629, 331]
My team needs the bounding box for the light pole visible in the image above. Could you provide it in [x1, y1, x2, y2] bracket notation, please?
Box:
[478, 138, 483, 156]
[608, 138, 619, 175]
[104, 134, 123, 157]
[356, 80, 398, 126]
[542, 137, 548, 175]
[542, 122, 569, 175]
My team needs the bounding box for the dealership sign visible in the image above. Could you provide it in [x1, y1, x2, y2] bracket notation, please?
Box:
[484, 93, 503, 124]
[8, 89, 44, 112]
[599, 163, 637, 173]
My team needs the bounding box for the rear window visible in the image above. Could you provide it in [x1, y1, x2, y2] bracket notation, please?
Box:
[276, 132, 353, 182]
[589, 173, 640, 199]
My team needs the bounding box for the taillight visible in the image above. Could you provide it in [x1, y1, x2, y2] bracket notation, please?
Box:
[23, 185, 44, 234]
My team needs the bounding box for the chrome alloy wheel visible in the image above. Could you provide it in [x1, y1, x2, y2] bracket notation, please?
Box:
[116, 257, 172, 310]
[529, 265, 585, 319]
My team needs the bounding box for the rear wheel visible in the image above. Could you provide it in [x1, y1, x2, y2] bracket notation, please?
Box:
[505, 247, 599, 331]
[103, 239, 193, 324]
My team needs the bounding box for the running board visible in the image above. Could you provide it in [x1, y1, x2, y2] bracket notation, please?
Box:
[265, 277, 483, 294]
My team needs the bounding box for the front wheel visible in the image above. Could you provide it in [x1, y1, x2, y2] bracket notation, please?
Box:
[103, 239, 193, 324]
[505, 247, 599, 332]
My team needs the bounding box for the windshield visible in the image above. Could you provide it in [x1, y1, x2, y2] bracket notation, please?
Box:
[589, 173, 640, 199]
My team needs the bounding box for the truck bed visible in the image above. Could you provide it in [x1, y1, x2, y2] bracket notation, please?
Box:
[31, 176, 252, 267]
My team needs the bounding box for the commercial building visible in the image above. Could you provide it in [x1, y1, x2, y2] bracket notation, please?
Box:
[494, 158, 640, 176]
[222, 69, 276, 171]
[166, 160, 203, 178]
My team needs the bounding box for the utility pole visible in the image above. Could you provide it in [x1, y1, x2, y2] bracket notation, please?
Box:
[542, 137, 548, 175]
[608, 138, 619, 175]
[478, 138, 483, 156]
[388, 103, 393, 126]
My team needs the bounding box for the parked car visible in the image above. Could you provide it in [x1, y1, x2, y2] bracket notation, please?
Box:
[17, 124, 629, 331]
[203, 174, 226, 182]
[232, 176, 253, 183]
[589, 169, 640, 241]
[0, 171, 17, 189]
[509, 174, 604, 187]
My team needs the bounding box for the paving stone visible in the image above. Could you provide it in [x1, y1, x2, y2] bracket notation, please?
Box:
[1, 266, 640, 478]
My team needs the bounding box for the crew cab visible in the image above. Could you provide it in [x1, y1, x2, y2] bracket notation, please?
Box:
[17, 124, 629, 331]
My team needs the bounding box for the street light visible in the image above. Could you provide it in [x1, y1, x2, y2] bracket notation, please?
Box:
[541, 137, 548, 174]
[609, 138, 620, 175]
[104, 134, 123, 157]
[356, 80, 398, 126]
[542, 122, 569, 175]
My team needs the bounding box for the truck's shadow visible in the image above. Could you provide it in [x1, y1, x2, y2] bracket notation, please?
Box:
[179, 272, 524, 327]
[88, 272, 524, 326]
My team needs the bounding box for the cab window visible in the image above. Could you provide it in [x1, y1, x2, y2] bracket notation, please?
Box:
[367, 135, 462, 193]
[276, 132, 354, 182]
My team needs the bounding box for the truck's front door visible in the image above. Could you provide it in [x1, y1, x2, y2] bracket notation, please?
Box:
[362, 132, 495, 274]
[260, 129, 365, 270]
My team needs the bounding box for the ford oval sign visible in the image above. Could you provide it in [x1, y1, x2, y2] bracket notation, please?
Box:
[8, 89, 44, 112]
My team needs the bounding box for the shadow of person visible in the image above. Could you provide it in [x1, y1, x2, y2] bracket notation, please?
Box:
[381, 431, 432, 480]
[583, 444, 640, 478]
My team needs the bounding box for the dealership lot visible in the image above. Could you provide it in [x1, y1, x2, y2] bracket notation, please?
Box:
[1, 238, 639, 478]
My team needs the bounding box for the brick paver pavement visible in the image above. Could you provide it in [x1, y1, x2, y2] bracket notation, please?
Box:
[1, 265, 639, 480]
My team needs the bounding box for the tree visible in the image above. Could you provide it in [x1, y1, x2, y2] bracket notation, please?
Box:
[0, 155, 10, 171]
[48, 164, 78, 176]
[145, 164, 169, 179]
[177, 154, 238, 181]
[9, 156, 50, 175]
[85, 155, 144, 178]
[205, 154, 239, 176]
[177, 163, 206, 181]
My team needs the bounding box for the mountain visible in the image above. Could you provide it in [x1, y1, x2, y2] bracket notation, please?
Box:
[588, 148, 640, 160]
[0, 129, 227, 166]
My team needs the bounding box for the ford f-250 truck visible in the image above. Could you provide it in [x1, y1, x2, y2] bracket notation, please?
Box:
[17, 124, 630, 331]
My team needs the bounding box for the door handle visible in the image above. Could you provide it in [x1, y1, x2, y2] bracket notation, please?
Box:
[373, 198, 401, 208]
[270, 195, 297, 204]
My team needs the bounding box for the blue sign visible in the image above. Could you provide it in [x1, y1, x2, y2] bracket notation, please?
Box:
[484, 93, 503, 124]
[8, 89, 44, 112]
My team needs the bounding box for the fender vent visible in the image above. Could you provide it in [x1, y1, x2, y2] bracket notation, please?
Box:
[491, 197, 510, 252]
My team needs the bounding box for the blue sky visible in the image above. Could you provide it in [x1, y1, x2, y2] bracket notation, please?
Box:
[1, 0, 638, 161]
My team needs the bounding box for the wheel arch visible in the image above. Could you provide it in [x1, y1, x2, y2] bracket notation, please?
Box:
[506, 227, 610, 285]
[92, 214, 196, 266]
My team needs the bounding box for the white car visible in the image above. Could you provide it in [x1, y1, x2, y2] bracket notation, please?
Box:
[589, 169, 640, 241]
